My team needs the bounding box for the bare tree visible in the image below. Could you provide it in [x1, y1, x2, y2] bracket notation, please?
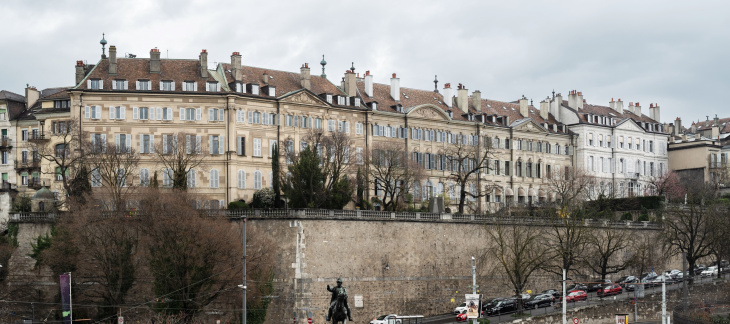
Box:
[486, 214, 548, 312]
[661, 178, 717, 284]
[365, 141, 424, 211]
[439, 136, 495, 214]
[27, 118, 84, 202]
[629, 231, 666, 278]
[543, 212, 590, 278]
[544, 166, 595, 209]
[153, 132, 209, 190]
[582, 226, 636, 281]
[84, 142, 140, 211]
[646, 170, 686, 202]
[297, 129, 354, 192]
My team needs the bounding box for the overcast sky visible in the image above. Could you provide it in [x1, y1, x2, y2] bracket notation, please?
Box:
[1, 0, 728, 124]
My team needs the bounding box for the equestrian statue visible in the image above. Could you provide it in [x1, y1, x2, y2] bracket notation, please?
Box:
[326, 278, 353, 323]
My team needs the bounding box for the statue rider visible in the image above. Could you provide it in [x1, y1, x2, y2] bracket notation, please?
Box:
[326, 278, 353, 322]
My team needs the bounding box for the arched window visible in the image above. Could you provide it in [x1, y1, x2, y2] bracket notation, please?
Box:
[425, 180, 433, 199]
[140, 168, 149, 186]
[237, 170, 246, 189]
[254, 171, 262, 190]
[210, 169, 219, 188]
[413, 182, 421, 202]
[436, 182, 444, 196]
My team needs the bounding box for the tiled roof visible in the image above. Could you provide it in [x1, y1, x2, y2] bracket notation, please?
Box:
[563, 100, 662, 131]
[0, 90, 25, 103]
[694, 117, 730, 133]
[77, 58, 225, 93]
[219, 63, 346, 99]
[356, 79, 562, 130]
[40, 87, 70, 100]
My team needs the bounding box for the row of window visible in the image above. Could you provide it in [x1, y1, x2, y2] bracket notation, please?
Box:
[587, 155, 666, 177]
[89, 167, 270, 191]
[586, 133, 666, 154]
[89, 79, 222, 92]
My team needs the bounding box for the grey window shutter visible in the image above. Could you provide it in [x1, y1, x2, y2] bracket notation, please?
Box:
[133, 107, 139, 120]
[218, 109, 224, 122]
[162, 135, 168, 154]
[120, 106, 126, 120]
[196, 108, 201, 121]
[139, 134, 144, 153]
[237, 136, 242, 155]
[193, 82, 198, 91]
[196, 135, 201, 154]
[136, 81, 140, 89]
[124, 80, 129, 90]
[209, 136, 214, 154]
[156, 107, 162, 120]
[87, 80, 91, 88]
[150, 135, 155, 153]
[112, 81, 117, 90]
[99, 80, 103, 89]
[85, 106, 90, 119]
[208, 109, 214, 121]
[109, 106, 115, 119]
[125, 134, 131, 152]
[180, 108, 185, 121]
[219, 135, 224, 154]
[171, 81, 175, 91]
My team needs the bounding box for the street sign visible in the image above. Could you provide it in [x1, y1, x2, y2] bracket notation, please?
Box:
[573, 318, 579, 324]
[308, 318, 313, 324]
[118, 316, 124, 324]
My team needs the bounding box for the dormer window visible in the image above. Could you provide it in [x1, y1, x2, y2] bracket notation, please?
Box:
[112, 79, 128, 90]
[88, 79, 103, 90]
[206, 81, 220, 92]
[370, 102, 378, 110]
[326, 94, 332, 104]
[395, 105, 403, 113]
[247, 84, 260, 95]
[267, 86, 276, 96]
[54, 100, 70, 108]
[337, 96, 346, 106]
[235, 82, 245, 93]
[352, 97, 361, 107]
[160, 80, 174, 91]
[136, 80, 151, 91]
[183, 81, 197, 91]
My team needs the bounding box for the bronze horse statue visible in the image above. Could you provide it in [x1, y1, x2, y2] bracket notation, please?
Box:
[330, 293, 349, 324]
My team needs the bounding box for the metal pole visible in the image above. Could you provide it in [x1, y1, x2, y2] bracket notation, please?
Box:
[562, 269, 566, 324]
[69, 272, 73, 323]
[471, 256, 476, 324]
[633, 290, 637, 321]
[662, 277, 667, 324]
[242, 217, 247, 324]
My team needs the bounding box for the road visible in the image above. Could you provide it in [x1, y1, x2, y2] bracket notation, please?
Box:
[422, 274, 725, 324]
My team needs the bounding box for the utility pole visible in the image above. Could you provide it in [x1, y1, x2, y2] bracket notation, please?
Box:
[471, 256, 477, 324]
[562, 269, 567, 324]
[662, 276, 667, 324]
[242, 216, 247, 324]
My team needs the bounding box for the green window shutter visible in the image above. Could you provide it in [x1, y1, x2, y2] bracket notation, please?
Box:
[2, 173, 7, 181]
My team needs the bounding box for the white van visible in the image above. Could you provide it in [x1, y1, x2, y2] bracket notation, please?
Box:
[370, 314, 424, 324]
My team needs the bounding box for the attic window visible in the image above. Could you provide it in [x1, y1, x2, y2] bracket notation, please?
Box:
[326, 94, 333, 104]
[248, 84, 260, 95]
[395, 105, 403, 113]
[160, 80, 174, 91]
[267, 86, 276, 96]
[88, 79, 103, 90]
[371, 102, 377, 110]
[353, 98, 361, 107]
[236, 82, 245, 93]
[206, 81, 220, 92]
[54, 100, 70, 108]
[183, 81, 197, 92]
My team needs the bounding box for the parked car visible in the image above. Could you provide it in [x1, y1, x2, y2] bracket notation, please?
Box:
[616, 276, 636, 285]
[597, 284, 623, 297]
[539, 289, 561, 298]
[665, 269, 682, 279]
[624, 278, 639, 291]
[484, 298, 517, 316]
[525, 294, 554, 309]
[481, 297, 504, 312]
[454, 302, 467, 315]
[641, 272, 658, 282]
[694, 264, 707, 275]
[456, 310, 468, 322]
[651, 274, 675, 285]
[566, 283, 587, 292]
[564, 290, 588, 303]
[588, 279, 612, 292]
[701, 266, 718, 277]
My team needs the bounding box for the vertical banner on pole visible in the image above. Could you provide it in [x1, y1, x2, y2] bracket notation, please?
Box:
[59, 273, 72, 324]
[465, 294, 480, 319]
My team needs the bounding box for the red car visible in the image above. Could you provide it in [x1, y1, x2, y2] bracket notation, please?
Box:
[597, 284, 623, 297]
[564, 290, 587, 302]
[456, 310, 468, 322]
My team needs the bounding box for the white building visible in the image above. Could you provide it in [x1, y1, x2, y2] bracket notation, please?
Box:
[548, 90, 669, 198]
[0, 90, 25, 223]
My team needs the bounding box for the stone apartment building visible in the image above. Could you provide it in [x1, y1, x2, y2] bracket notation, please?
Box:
[665, 115, 729, 191]
[0, 90, 25, 222]
[10, 41, 672, 212]
[59, 43, 580, 212]
[548, 91, 669, 198]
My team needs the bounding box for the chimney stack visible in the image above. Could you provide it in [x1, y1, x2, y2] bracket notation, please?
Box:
[300, 63, 311, 90]
[616, 98, 624, 114]
[675, 117, 682, 136]
[364, 70, 374, 97]
[540, 98, 549, 120]
[25, 85, 39, 109]
[442, 83, 453, 108]
[75, 60, 85, 86]
[567, 90, 579, 109]
[635, 102, 641, 117]
[649, 103, 660, 122]
[345, 70, 357, 97]
[199, 49, 208, 78]
[519, 96, 529, 117]
[263, 71, 269, 85]
[390, 73, 400, 102]
[456, 83, 468, 113]
[109, 45, 117, 75]
[150, 48, 161, 73]
[551, 92, 563, 123]
[231, 52, 242, 82]
[471, 90, 481, 112]
[577, 91, 584, 109]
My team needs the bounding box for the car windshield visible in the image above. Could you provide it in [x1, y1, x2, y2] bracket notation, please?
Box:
[459, 303, 466, 307]
[377, 315, 388, 320]
[569, 292, 580, 296]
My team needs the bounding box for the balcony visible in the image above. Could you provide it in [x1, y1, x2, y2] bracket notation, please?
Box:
[0, 136, 12, 150]
[625, 172, 639, 179]
[0, 181, 14, 192]
[28, 133, 49, 142]
[15, 159, 41, 170]
[28, 177, 43, 190]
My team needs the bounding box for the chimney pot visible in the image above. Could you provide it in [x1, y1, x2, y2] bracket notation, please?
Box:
[444, 83, 451, 89]
[365, 70, 370, 76]
[202, 49, 207, 53]
[392, 73, 396, 78]
[76, 60, 84, 67]
[233, 51, 240, 55]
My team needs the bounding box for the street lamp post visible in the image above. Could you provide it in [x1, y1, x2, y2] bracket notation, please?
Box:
[242, 216, 247, 324]
[471, 256, 477, 324]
